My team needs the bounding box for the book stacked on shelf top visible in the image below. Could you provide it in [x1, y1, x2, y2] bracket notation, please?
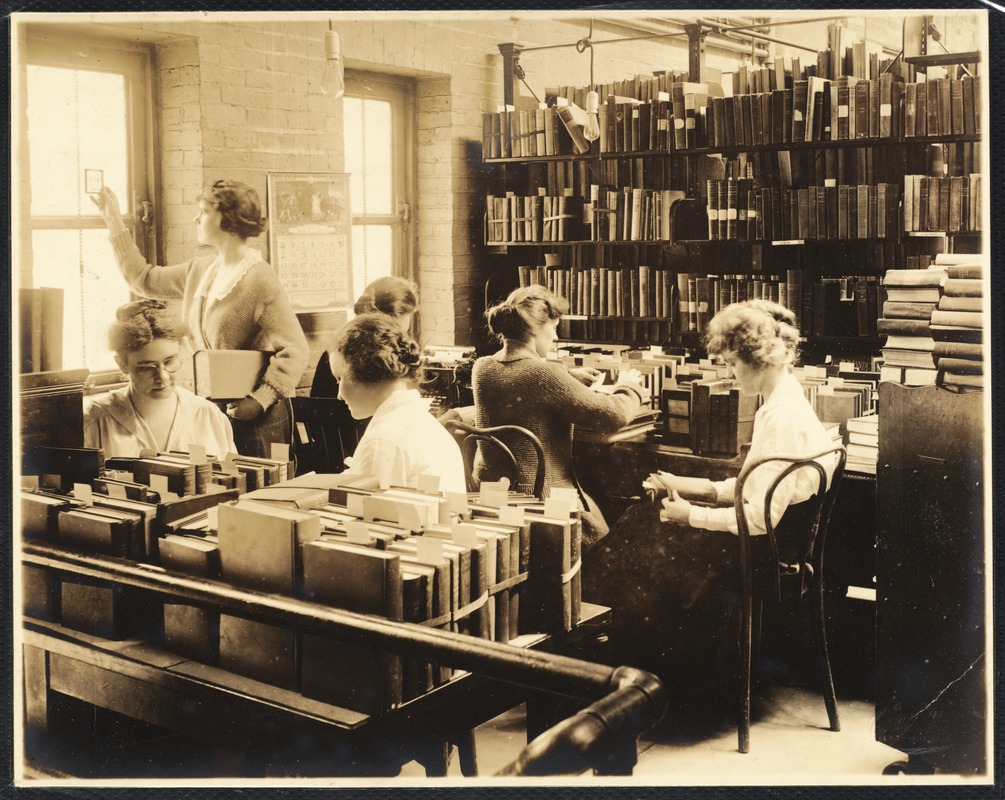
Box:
[877, 263, 948, 386]
[930, 255, 985, 391]
[844, 413, 879, 475]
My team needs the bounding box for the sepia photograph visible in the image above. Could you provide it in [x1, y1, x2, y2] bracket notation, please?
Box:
[8, 6, 994, 794]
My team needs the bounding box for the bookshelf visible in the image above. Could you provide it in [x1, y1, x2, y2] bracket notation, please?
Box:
[482, 36, 983, 354]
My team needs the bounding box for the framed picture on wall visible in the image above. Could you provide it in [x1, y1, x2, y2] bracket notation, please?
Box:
[266, 172, 353, 309]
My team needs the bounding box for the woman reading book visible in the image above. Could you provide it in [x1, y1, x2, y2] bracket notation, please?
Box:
[91, 180, 309, 458]
[327, 313, 466, 493]
[472, 284, 646, 548]
[84, 300, 236, 459]
[584, 299, 838, 724]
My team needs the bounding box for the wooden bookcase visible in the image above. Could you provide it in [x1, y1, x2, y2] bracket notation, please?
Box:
[482, 48, 983, 359]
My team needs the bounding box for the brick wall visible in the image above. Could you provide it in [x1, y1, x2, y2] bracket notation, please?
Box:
[28, 13, 971, 358]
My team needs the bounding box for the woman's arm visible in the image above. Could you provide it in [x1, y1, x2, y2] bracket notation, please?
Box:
[248, 268, 310, 410]
[94, 188, 190, 298]
[540, 362, 644, 433]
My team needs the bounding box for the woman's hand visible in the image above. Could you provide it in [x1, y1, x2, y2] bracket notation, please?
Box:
[89, 187, 127, 235]
[615, 367, 644, 392]
[659, 489, 692, 524]
[569, 366, 603, 386]
[227, 396, 265, 421]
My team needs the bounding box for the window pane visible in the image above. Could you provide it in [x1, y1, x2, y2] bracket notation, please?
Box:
[31, 229, 129, 372]
[351, 224, 392, 295]
[344, 96, 392, 215]
[27, 65, 130, 217]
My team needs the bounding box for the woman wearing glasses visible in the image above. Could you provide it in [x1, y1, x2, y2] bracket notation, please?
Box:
[91, 180, 309, 457]
[84, 300, 236, 459]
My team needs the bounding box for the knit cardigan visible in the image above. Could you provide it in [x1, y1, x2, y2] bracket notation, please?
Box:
[472, 353, 643, 545]
[110, 231, 309, 410]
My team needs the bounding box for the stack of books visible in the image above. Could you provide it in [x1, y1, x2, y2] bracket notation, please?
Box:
[930, 255, 985, 392]
[877, 264, 947, 386]
[845, 414, 880, 475]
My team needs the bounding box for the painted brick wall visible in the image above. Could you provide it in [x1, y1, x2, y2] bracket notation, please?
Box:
[72, 13, 935, 355]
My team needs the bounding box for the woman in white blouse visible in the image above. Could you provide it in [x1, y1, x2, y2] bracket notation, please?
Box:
[84, 300, 236, 459]
[327, 313, 466, 494]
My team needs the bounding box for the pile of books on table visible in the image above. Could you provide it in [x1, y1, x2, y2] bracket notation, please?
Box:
[844, 414, 880, 475]
[876, 261, 947, 386]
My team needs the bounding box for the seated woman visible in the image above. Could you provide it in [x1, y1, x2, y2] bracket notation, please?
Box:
[84, 300, 236, 459]
[584, 299, 838, 724]
[472, 285, 645, 548]
[327, 313, 466, 493]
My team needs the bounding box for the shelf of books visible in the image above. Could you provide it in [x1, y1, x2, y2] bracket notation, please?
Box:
[483, 40, 981, 356]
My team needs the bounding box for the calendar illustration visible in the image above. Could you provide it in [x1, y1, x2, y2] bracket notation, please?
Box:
[267, 172, 353, 309]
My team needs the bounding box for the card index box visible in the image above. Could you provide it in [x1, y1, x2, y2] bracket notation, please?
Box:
[193, 349, 273, 400]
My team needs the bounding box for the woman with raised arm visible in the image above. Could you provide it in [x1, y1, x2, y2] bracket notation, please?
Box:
[84, 300, 236, 459]
[91, 180, 309, 458]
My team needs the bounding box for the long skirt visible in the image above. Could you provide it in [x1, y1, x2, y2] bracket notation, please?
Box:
[226, 398, 293, 460]
[582, 501, 745, 722]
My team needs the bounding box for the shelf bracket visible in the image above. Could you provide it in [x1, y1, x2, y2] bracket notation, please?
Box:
[685, 24, 706, 84]
[499, 42, 524, 108]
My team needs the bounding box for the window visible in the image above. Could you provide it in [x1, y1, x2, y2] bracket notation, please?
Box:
[22, 32, 153, 373]
[343, 72, 415, 297]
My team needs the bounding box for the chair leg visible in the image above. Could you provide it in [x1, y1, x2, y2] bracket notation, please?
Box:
[454, 729, 479, 777]
[738, 593, 753, 754]
[810, 581, 841, 732]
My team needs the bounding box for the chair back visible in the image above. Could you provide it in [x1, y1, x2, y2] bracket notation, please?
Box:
[444, 420, 546, 499]
[733, 446, 847, 603]
[290, 396, 363, 475]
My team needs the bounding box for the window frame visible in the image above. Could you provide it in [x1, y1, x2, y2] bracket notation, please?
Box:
[21, 28, 155, 377]
[343, 70, 416, 289]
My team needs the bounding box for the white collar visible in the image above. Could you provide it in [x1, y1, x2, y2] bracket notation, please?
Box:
[370, 387, 429, 422]
[194, 248, 263, 303]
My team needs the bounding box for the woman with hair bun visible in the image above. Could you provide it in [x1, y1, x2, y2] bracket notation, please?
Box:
[311, 275, 419, 398]
[327, 313, 466, 493]
[473, 284, 646, 548]
[585, 299, 839, 723]
[84, 300, 236, 459]
[91, 180, 309, 458]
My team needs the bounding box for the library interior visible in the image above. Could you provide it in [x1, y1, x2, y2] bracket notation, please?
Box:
[11, 9, 992, 789]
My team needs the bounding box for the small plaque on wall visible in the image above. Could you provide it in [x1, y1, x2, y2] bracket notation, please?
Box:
[267, 172, 353, 309]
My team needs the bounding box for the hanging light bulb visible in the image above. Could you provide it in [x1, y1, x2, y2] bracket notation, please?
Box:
[321, 23, 345, 98]
[583, 90, 601, 142]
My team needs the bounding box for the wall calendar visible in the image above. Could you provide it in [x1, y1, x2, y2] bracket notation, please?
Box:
[266, 172, 353, 309]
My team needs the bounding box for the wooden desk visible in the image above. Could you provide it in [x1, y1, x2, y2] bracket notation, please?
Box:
[22, 566, 612, 779]
[573, 434, 879, 698]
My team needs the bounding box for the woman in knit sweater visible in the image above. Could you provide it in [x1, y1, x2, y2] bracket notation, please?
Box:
[472, 285, 645, 547]
[91, 181, 309, 458]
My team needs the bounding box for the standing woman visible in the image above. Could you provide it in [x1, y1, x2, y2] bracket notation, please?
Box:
[91, 181, 309, 458]
[472, 285, 645, 548]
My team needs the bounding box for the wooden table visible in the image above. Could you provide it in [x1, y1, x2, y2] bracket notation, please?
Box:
[23, 596, 612, 779]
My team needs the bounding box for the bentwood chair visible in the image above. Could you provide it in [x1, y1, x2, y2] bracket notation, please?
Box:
[443, 420, 547, 500]
[733, 445, 847, 753]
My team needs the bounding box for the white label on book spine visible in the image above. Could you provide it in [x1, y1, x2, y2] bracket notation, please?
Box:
[838, 105, 849, 118]
[793, 110, 803, 121]
[880, 103, 892, 117]
[727, 208, 738, 220]
[674, 118, 685, 129]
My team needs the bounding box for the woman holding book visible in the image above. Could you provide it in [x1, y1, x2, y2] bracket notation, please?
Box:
[84, 300, 236, 459]
[584, 299, 838, 722]
[91, 181, 309, 458]
[472, 285, 646, 547]
[327, 313, 466, 493]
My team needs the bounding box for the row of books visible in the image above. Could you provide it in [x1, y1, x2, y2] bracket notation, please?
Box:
[660, 369, 760, 455]
[19, 287, 63, 374]
[902, 174, 982, 234]
[705, 181, 902, 243]
[877, 255, 985, 388]
[486, 192, 582, 244]
[24, 469, 588, 715]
